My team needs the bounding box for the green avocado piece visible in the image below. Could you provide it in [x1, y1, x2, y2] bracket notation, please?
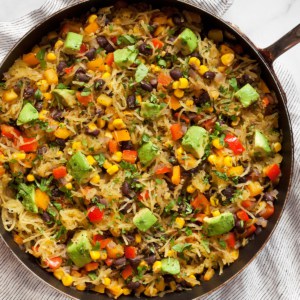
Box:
[140, 102, 162, 119]
[203, 212, 235, 237]
[67, 151, 93, 182]
[235, 83, 259, 108]
[161, 258, 180, 275]
[138, 141, 159, 166]
[63, 32, 83, 54]
[17, 103, 38, 125]
[114, 46, 138, 68]
[182, 126, 209, 159]
[52, 89, 76, 108]
[67, 230, 92, 268]
[133, 208, 158, 232]
[18, 183, 38, 213]
[254, 130, 271, 155]
[176, 28, 198, 55]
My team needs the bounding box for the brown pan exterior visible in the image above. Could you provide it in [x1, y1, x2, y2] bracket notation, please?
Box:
[0, 0, 295, 299]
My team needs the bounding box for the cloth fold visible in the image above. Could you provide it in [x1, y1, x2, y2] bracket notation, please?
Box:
[0, 1, 299, 300]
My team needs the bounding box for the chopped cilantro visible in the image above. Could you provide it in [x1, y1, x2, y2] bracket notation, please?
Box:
[94, 153, 105, 167]
[172, 243, 192, 253]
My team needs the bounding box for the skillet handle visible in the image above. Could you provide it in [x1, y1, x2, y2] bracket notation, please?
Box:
[259, 24, 300, 65]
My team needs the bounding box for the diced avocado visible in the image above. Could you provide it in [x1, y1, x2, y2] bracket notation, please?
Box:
[138, 141, 159, 166]
[114, 46, 138, 68]
[235, 83, 259, 108]
[67, 230, 92, 268]
[17, 103, 39, 126]
[254, 130, 271, 155]
[176, 28, 198, 55]
[67, 151, 93, 182]
[63, 32, 83, 54]
[182, 126, 209, 159]
[140, 102, 162, 119]
[52, 89, 76, 107]
[133, 208, 157, 232]
[18, 183, 38, 213]
[203, 212, 235, 237]
[161, 258, 180, 275]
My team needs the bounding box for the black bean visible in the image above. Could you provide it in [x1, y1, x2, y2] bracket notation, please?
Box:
[255, 226, 262, 235]
[121, 181, 131, 196]
[57, 61, 68, 74]
[193, 91, 210, 107]
[41, 211, 51, 223]
[99, 198, 108, 207]
[203, 71, 216, 80]
[94, 79, 105, 91]
[51, 187, 63, 198]
[37, 146, 47, 155]
[125, 234, 135, 244]
[85, 283, 95, 291]
[235, 220, 245, 233]
[128, 255, 143, 267]
[238, 176, 248, 184]
[120, 203, 132, 214]
[23, 87, 35, 99]
[140, 81, 153, 92]
[105, 17, 110, 25]
[85, 48, 96, 60]
[75, 73, 91, 83]
[54, 138, 67, 147]
[144, 255, 156, 265]
[13, 83, 21, 94]
[150, 78, 158, 88]
[222, 186, 235, 200]
[97, 36, 109, 48]
[127, 281, 141, 290]
[35, 102, 43, 112]
[170, 68, 182, 80]
[190, 51, 201, 59]
[126, 95, 137, 109]
[85, 128, 100, 136]
[263, 192, 275, 202]
[113, 257, 127, 267]
[50, 109, 63, 121]
[120, 141, 134, 151]
[237, 74, 253, 87]
[105, 43, 115, 53]
[172, 13, 184, 25]
[163, 275, 174, 283]
[139, 43, 153, 56]
[75, 67, 86, 75]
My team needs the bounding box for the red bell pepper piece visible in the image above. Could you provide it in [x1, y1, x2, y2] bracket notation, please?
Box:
[105, 258, 113, 267]
[79, 43, 88, 53]
[0, 124, 21, 139]
[19, 137, 38, 152]
[241, 200, 255, 209]
[108, 139, 119, 154]
[85, 262, 99, 272]
[202, 119, 215, 132]
[157, 73, 172, 86]
[174, 112, 190, 124]
[138, 190, 149, 201]
[124, 246, 137, 259]
[152, 38, 164, 49]
[122, 150, 137, 164]
[76, 91, 93, 106]
[111, 36, 117, 44]
[170, 123, 184, 141]
[155, 166, 172, 175]
[64, 66, 74, 74]
[46, 256, 62, 270]
[105, 53, 114, 66]
[223, 232, 236, 248]
[224, 133, 245, 155]
[191, 194, 209, 211]
[265, 164, 281, 182]
[121, 265, 134, 280]
[99, 238, 112, 249]
[259, 203, 274, 219]
[87, 206, 104, 223]
[243, 224, 256, 237]
[52, 166, 67, 179]
[236, 210, 249, 221]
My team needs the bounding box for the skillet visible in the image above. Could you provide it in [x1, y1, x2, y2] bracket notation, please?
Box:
[0, 0, 297, 299]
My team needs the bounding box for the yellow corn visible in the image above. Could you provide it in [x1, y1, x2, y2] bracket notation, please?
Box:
[64, 183, 72, 190]
[247, 181, 263, 197]
[76, 284, 86, 291]
[203, 268, 215, 281]
[221, 53, 235, 66]
[38, 109, 48, 120]
[54, 127, 71, 139]
[37, 79, 49, 92]
[135, 234, 142, 243]
[212, 138, 223, 149]
[94, 284, 105, 293]
[186, 99, 194, 107]
[210, 196, 219, 207]
[198, 65, 209, 76]
[231, 117, 240, 126]
[228, 165, 244, 176]
[97, 118, 106, 129]
[187, 184, 196, 194]
[97, 94, 112, 107]
[88, 123, 98, 132]
[72, 141, 82, 150]
[103, 160, 112, 169]
[86, 155, 97, 166]
[62, 274, 73, 287]
[54, 40, 64, 49]
[154, 25, 165, 37]
[210, 90, 220, 100]
[107, 165, 119, 175]
[224, 156, 233, 167]
[90, 174, 101, 184]
[43, 92, 52, 100]
[44, 69, 58, 85]
[88, 14, 98, 24]
[218, 66, 227, 73]
[139, 260, 148, 269]
[172, 81, 180, 89]
[104, 131, 113, 139]
[273, 142, 282, 152]
[188, 274, 197, 287]
[99, 250, 107, 260]
[212, 210, 221, 217]
[122, 288, 131, 295]
[12, 152, 26, 160]
[53, 268, 64, 280]
[156, 278, 165, 292]
[3, 89, 18, 102]
[107, 121, 115, 131]
[90, 250, 101, 260]
[103, 277, 111, 286]
[230, 249, 239, 260]
[175, 217, 185, 229]
[169, 281, 177, 291]
[152, 261, 162, 273]
[27, 174, 35, 182]
[144, 286, 158, 297]
[46, 52, 57, 62]
[112, 119, 126, 129]
[189, 57, 201, 67]
[178, 77, 189, 89]
[174, 89, 184, 98]
[112, 151, 122, 162]
[208, 154, 217, 165]
[136, 95, 142, 103]
[102, 72, 111, 79]
[167, 250, 176, 257]
[171, 165, 181, 185]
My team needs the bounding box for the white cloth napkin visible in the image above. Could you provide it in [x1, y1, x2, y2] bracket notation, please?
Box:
[0, 1, 299, 300]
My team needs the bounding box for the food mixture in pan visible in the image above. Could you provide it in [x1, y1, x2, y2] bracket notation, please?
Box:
[0, 1, 282, 298]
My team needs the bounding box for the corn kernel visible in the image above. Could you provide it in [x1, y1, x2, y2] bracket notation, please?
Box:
[53, 268, 64, 280]
[186, 99, 194, 107]
[39, 109, 48, 120]
[247, 181, 263, 197]
[103, 160, 112, 169]
[107, 165, 119, 175]
[57, 151, 63, 156]
[107, 121, 115, 131]
[175, 217, 185, 229]
[36, 79, 49, 92]
[221, 53, 235, 66]
[62, 274, 73, 287]
[188, 274, 197, 287]
[3, 89, 18, 102]
[224, 156, 233, 167]
[199, 65, 209, 76]
[231, 117, 240, 127]
[104, 131, 113, 139]
[154, 25, 165, 37]
[112, 151, 122, 162]
[172, 81, 180, 89]
[174, 89, 184, 98]
[44, 69, 58, 85]
[203, 268, 215, 281]
[156, 278, 165, 292]
[208, 154, 217, 165]
[228, 166, 244, 176]
[212, 138, 223, 150]
[46, 52, 57, 62]
[90, 174, 101, 184]
[97, 94, 112, 107]
[88, 14, 98, 24]
[86, 155, 96, 166]
[139, 260, 148, 269]
[102, 72, 111, 79]
[189, 57, 201, 67]
[97, 118, 106, 129]
[65, 183, 72, 190]
[12, 152, 26, 160]
[212, 210, 221, 217]
[123, 288, 131, 295]
[90, 250, 101, 260]
[103, 277, 111, 286]
[152, 261, 162, 273]
[54, 127, 71, 139]
[169, 281, 177, 291]
[230, 249, 239, 260]
[273, 142, 282, 153]
[99, 250, 107, 260]
[210, 90, 220, 100]
[76, 284, 86, 291]
[88, 123, 98, 132]
[54, 40, 64, 49]
[217, 66, 227, 73]
[167, 250, 176, 257]
[210, 196, 219, 207]
[27, 174, 35, 182]
[187, 184, 196, 194]
[178, 77, 189, 89]
[136, 95, 142, 103]
[135, 234, 142, 243]
[72, 141, 82, 150]
[43, 92, 52, 100]
[112, 119, 126, 130]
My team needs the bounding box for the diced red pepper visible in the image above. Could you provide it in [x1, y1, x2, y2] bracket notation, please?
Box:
[202, 119, 215, 132]
[108, 139, 119, 154]
[122, 150, 137, 164]
[64, 66, 74, 74]
[241, 200, 255, 209]
[87, 206, 104, 223]
[155, 166, 172, 175]
[174, 112, 190, 124]
[259, 203, 274, 219]
[152, 38, 164, 49]
[224, 133, 245, 155]
[46, 257, 62, 270]
[243, 224, 256, 237]
[79, 43, 88, 53]
[85, 262, 99, 272]
[223, 232, 236, 248]
[157, 73, 172, 86]
[170, 123, 184, 141]
[265, 164, 281, 182]
[52, 166, 67, 179]
[236, 210, 249, 221]
[111, 36, 117, 44]
[191, 194, 209, 211]
[92, 234, 104, 245]
[19, 138, 38, 152]
[124, 246, 137, 259]
[138, 190, 149, 201]
[76, 91, 93, 106]
[1, 124, 21, 139]
[105, 53, 114, 66]
[105, 258, 113, 267]
[121, 265, 134, 280]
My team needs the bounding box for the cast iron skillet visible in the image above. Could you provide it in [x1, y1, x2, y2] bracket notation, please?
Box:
[0, 0, 298, 299]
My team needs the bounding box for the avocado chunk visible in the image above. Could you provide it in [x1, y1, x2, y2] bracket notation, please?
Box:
[203, 212, 235, 237]
[176, 28, 198, 55]
[114, 46, 138, 68]
[161, 258, 180, 275]
[140, 102, 162, 119]
[133, 208, 157, 232]
[67, 151, 93, 182]
[138, 141, 159, 166]
[52, 89, 76, 108]
[182, 126, 209, 159]
[17, 103, 39, 125]
[18, 183, 38, 213]
[254, 130, 271, 155]
[67, 230, 92, 268]
[63, 32, 83, 54]
[235, 83, 259, 108]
